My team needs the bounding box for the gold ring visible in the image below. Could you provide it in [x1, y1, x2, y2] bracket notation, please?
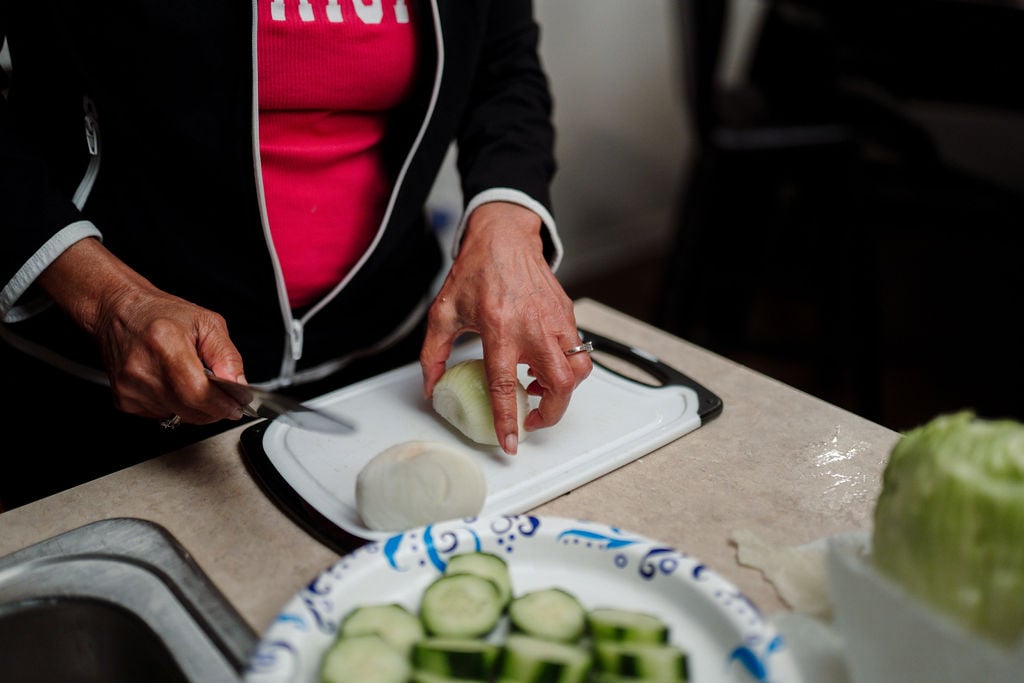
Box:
[564, 341, 594, 356]
[160, 415, 182, 430]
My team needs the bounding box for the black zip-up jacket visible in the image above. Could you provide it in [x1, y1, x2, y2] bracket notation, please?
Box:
[0, 0, 559, 387]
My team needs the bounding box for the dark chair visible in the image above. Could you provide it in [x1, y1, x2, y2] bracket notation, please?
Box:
[658, 0, 1024, 428]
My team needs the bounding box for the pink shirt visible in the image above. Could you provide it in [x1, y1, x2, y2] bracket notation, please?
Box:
[257, 1, 417, 308]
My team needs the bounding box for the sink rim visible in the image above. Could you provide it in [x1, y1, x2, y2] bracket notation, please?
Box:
[0, 517, 258, 682]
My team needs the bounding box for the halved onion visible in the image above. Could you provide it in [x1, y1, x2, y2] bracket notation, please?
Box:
[432, 359, 528, 446]
[356, 440, 487, 532]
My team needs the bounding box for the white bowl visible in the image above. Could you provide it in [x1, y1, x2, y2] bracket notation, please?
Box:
[827, 533, 1024, 683]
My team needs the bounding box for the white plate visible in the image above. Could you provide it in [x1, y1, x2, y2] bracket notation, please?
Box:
[244, 515, 802, 683]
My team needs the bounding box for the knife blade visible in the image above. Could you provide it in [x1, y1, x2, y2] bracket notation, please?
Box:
[205, 371, 355, 434]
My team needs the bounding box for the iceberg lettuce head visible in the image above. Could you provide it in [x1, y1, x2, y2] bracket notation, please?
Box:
[872, 410, 1024, 646]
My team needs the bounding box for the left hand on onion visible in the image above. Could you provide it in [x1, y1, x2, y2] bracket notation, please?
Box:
[420, 201, 592, 455]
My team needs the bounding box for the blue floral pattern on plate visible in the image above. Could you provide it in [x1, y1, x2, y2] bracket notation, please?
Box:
[245, 515, 802, 683]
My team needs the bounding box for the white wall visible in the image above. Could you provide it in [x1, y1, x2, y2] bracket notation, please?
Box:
[427, 1, 692, 287]
[535, 1, 690, 285]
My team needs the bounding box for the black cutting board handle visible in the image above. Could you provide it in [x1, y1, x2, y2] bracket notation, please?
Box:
[578, 328, 723, 423]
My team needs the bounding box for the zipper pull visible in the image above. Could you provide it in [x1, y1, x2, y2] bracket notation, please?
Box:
[289, 318, 304, 361]
[83, 97, 99, 156]
[73, 97, 102, 210]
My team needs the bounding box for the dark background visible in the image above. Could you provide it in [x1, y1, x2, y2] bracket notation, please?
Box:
[567, 1, 1024, 435]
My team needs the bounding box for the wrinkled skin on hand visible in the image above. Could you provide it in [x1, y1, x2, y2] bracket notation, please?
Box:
[38, 237, 248, 425]
[420, 201, 592, 455]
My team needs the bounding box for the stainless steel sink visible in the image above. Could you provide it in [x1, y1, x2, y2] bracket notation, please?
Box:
[0, 517, 258, 682]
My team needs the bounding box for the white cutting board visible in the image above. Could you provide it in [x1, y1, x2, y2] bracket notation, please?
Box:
[253, 336, 717, 545]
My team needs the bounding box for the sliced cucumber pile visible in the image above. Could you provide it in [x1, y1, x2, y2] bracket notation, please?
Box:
[319, 551, 690, 683]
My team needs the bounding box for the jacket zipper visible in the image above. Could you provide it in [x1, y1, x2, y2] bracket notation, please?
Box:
[249, 0, 300, 379]
[289, 319, 303, 363]
[72, 96, 101, 210]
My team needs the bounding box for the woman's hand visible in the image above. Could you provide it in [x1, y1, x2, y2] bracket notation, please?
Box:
[420, 201, 591, 455]
[38, 237, 248, 425]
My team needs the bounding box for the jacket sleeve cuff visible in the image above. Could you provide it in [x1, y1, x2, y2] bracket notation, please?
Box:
[2, 221, 103, 323]
[450, 188, 563, 273]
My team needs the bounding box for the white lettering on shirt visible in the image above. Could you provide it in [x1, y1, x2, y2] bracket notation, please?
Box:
[268, 0, 409, 23]
[353, 0, 383, 24]
[394, 0, 408, 22]
[326, 0, 342, 22]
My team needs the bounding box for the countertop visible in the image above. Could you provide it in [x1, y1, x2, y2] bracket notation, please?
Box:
[0, 299, 901, 638]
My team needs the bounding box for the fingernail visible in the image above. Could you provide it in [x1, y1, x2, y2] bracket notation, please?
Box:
[504, 433, 518, 456]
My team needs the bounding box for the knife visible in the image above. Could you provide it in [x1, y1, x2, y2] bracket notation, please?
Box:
[205, 370, 355, 434]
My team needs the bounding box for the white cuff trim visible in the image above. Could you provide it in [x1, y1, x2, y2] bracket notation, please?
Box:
[451, 188, 563, 273]
[2, 221, 103, 323]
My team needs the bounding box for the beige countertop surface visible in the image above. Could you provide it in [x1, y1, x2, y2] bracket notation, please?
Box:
[0, 298, 901, 640]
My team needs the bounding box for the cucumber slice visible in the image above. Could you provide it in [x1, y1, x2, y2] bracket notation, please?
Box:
[412, 670, 486, 683]
[420, 573, 504, 638]
[445, 552, 513, 607]
[338, 603, 425, 656]
[497, 633, 592, 683]
[592, 640, 689, 681]
[508, 588, 586, 643]
[590, 674, 676, 683]
[412, 637, 501, 680]
[319, 634, 411, 683]
[586, 608, 669, 644]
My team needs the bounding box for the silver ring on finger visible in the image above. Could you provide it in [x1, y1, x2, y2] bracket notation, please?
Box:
[564, 341, 594, 356]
